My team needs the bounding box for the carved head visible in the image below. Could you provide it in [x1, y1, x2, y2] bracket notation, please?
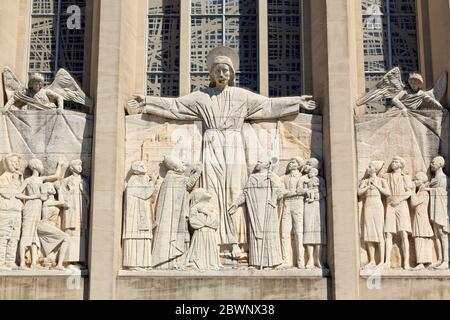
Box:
[28, 73, 45, 92]
[69, 159, 83, 175]
[28, 159, 44, 175]
[254, 158, 271, 173]
[163, 155, 186, 173]
[131, 161, 146, 175]
[287, 157, 305, 172]
[207, 47, 238, 88]
[390, 156, 406, 171]
[304, 158, 320, 174]
[308, 168, 319, 178]
[366, 161, 384, 177]
[408, 72, 424, 92]
[414, 172, 428, 188]
[431, 156, 445, 172]
[3, 153, 21, 173]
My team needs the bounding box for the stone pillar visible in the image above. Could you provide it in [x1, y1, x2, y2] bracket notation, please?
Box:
[310, 0, 363, 300]
[428, 0, 450, 106]
[88, 0, 144, 299]
[0, 0, 31, 106]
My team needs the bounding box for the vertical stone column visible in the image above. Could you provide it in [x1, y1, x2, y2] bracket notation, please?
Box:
[310, 0, 363, 300]
[88, 0, 144, 299]
[258, 0, 269, 95]
[0, 0, 31, 106]
[428, 0, 450, 106]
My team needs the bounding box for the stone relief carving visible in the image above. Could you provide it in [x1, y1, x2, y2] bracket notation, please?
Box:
[123, 46, 326, 272]
[356, 69, 450, 272]
[2, 67, 93, 112]
[0, 156, 89, 271]
[0, 67, 93, 272]
[357, 67, 447, 113]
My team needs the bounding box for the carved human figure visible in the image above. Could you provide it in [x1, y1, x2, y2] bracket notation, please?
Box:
[16, 159, 63, 270]
[60, 159, 90, 265]
[185, 188, 221, 271]
[122, 161, 156, 271]
[302, 159, 327, 269]
[384, 156, 413, 269]
[4, 73, 64, 112]
[428, 156, 449, 269]
[229, 158, 284, 269]
[280, 158, 307, 268]
[392, 73, 443, 111]
[305, 168, 320, 202]
[0, 154, 24, 270]
[411, 172, 434, 270]
[356, 68, 447, 112]
[152, 156, 202, 269]
[2, 67, 93, 112]
[358, 161, 390, 269]
[36, 182, 70, 270]
[127, 47, 316, 259]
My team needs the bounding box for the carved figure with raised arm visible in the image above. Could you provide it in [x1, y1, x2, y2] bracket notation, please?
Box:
[127, 46, 317, 260]
[2, 67, 93, 113]
[356, 68, 447, 113]
[16, 159, 64, 270]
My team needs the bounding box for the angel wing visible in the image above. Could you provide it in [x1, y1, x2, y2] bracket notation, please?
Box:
[356, 67, 405, 106]
[2, 67, 25, 101]
[46, 69, 93, 108]
[425, 71, 448, 102]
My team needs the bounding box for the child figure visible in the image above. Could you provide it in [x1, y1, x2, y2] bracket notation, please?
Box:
[185, 188, 221, 271]
[304, 168, 320, 203]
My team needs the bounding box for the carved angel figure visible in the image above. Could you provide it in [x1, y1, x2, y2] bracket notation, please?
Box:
[357, 67, 447, 112]
[2, 67, 93, 113]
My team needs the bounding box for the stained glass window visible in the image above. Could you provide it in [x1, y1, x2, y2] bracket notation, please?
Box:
[268, 0, 303, 97]
[29, 0, 86, 85]
[190, 0, 258, 92]
[362, 0, 419, 94]
[147, 0, 180, 96]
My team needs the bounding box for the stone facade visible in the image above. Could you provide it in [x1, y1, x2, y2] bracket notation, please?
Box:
[0, 0, 448, 300]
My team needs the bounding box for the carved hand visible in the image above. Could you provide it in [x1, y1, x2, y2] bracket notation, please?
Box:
[299, 95, 317, 111]
[228, 204, 238, 216]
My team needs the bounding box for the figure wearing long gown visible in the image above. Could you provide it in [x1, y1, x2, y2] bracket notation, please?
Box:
[139, 87, 304, 248]
[122, 161, 156, 270]
[410, 173, 434, 268]
[152, 156, 202, 269]
[185, 188, 221, 271]
[232, 160, 284, 268]
[60, 160, 90, 264]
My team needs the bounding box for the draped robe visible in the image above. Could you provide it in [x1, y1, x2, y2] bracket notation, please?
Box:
[143, 87, 301, 246]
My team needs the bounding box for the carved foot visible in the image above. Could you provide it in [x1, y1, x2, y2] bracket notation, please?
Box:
[434, 261, 449, 270]
[404, 264, 412, 270]
[55, 265, 66, 271]
[413, 264, 425, 270]
[306, 263, 315, 270]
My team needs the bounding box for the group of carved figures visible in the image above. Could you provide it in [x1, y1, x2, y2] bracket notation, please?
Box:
[123, 156, 327, 272]
[359, 156, 450, 270]
[0, 154, 89, 271]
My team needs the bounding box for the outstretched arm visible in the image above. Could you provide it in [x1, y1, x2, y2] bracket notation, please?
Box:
[244, 90, 317, 120]
[127, 92, 201, 121]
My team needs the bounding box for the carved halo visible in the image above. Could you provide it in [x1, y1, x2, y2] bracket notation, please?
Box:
[206, 46, 240, 73]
